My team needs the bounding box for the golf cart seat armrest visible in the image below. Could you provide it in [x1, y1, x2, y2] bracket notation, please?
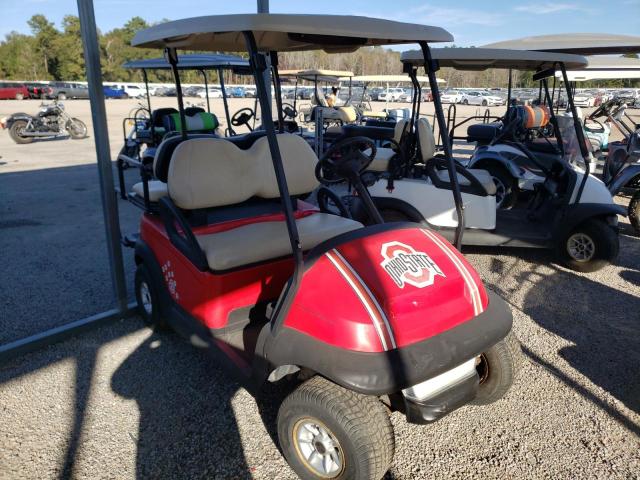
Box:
[158, 197, 209, 271]
[342, 124, 394, 140]
[467, 123, 500, 144]
[425, 157, 493, 197]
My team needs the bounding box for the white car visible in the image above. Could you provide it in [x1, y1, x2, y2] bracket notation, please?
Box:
[378, 88, 405, 101]
[440, 89, 463, 104]
[460, 91, 504, 106]
[112, 84, 145, 98]
[197, 88, 223, 99]
[573, 93, 597, 107]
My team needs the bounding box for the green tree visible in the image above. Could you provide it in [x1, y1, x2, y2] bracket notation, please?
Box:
[27, 14, 59, 79]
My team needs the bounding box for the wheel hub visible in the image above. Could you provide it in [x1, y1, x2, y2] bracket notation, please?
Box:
[293, 418, 343, 478]
[139, 281, 153, 314]
[567, 233, 596, 262]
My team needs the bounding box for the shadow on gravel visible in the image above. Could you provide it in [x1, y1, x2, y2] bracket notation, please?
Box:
[481, 247, 640, 435]
[111, 330, 257, 479]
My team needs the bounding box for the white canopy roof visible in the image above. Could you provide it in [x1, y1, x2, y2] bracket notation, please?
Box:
[344, 74, 445, 84]
[132, 14, 453, 53]
[564, 55, 640, 81]
[483, 34, 640, 55]
[401, 47, 588, 71]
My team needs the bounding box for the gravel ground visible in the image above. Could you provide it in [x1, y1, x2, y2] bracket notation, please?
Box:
[0, 99, 639, 479]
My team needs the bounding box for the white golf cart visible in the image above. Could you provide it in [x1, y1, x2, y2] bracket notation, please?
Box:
[341, 47, 626, 272]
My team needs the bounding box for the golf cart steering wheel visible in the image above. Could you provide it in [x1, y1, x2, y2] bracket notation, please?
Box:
[316, 186, 352, 218]
[282, 102, 297, 119]
[231, 108, 255, 130]
[315, 136, 376, 185]
[589, 99, 619, 120]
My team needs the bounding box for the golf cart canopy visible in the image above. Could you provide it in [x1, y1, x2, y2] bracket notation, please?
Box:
[280, 69, 354, 82]
[131, 13, 453, 52]
[123, 54, 250, 73]
[566, 56, 640, 81]
[483, 33, 640, 55]
[401, 47, 588, 71]
[345, 74, 445, 84]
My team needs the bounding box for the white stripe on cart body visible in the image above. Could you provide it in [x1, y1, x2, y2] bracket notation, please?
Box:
[420, 229, 484, 316]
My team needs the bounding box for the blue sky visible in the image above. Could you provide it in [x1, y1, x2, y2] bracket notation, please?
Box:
[2, 0, 639, 48]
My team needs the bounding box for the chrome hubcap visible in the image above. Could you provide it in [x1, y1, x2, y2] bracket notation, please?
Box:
[293, 419, 343, 478]
[140, 282, 153, 314]
[567, 233, 596, 262]
[492, 176, 506, 208]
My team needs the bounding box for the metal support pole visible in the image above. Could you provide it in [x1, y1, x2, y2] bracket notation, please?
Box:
[200, 68, 211, 112]
[77, 0, 128, 313]
[218, 67, 233, 135]
[257, 0, 272, 116]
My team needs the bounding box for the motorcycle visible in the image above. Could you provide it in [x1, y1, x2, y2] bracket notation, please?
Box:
[1, 100, 88, 144]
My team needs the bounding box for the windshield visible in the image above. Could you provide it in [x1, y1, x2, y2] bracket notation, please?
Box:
[555, 113, 589, 167]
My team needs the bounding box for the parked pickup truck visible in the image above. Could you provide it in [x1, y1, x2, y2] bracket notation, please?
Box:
[46, 82, 90, 100]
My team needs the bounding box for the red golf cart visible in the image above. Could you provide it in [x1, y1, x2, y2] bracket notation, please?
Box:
[128, 14, 520, 479]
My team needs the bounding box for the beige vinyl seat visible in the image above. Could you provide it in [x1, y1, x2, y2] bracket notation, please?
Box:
[368, 120, 409, 172]
[167, 134, 363, 270]
[132, 180, 168, 202]
[416, 117, 497, 195]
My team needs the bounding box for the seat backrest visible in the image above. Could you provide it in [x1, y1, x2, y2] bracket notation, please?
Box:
[168, 134, 319, 210]
[416, 118, 436, 161]
[393, 119, 409, 143]
[517, 105, 550, 129]
[337, 106, 357, 123]
[185, 106, 206, 116]
[151, 108, 178, 128]
[163, 111, 219, 133]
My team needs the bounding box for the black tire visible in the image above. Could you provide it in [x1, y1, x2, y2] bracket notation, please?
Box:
[473, 332, 521, 405]
[66, 118, 87, 139]
[57, 92, 67, 100]
[482, 164, 517, 209]
[278, 376, 394, 480]
[134, 264, 170, 330]
[8, 120, 33, 144]
[628, 190, 640, 234]
[462, 99, 469, 105]
[556, 218, 619, 272]
[121, 93, 129, 100]
[15, 93, 24, 100]
[482, 100, 488, 106]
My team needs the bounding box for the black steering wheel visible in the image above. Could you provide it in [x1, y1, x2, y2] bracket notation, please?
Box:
[589, 99, 621, 120]
[282, 102, 297, 120]
[231, 107, 255, 130]
[316, 187, 352, 218]
[315, 136, 376, 185]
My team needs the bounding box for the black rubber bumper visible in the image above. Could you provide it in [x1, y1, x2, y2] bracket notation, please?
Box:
[264, 290, 512, 396]
[403, 372, 479, 424]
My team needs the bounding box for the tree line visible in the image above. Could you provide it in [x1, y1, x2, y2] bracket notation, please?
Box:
[1, 14, 637, 89]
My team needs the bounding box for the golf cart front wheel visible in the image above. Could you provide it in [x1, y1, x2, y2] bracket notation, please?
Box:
[557, 219, 619, 272]
[135, 264, 169, 330]
[629, 190, 640, 234]
[278, 376, 394, 480]
[484, 164, 517, 209]
[473, 332, 522, 405]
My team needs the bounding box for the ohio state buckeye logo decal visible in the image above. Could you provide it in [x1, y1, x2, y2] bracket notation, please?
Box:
[380, 241, 445, 288]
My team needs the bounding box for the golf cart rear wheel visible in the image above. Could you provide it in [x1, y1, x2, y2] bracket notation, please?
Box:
[629, 190, 640, 234]
[278, 376, 394, 480]
[557, 219, 619, 272]
[484, 164, 517, 209]
[473, 332, 521, 405]
[135, 264, 169, 330]
[8, 120, 33, 144]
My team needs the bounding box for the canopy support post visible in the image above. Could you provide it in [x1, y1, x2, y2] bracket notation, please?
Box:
[420, 41, 465, 250]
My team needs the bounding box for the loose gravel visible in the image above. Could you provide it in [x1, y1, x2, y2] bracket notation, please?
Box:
[0, 99, 639, 479]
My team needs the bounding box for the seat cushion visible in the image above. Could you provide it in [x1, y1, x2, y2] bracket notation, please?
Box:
[367, 147, 396, 172]
[196, 213, 363, 270]
[131, 180, 168, 202]
[435, 168, 497, 195]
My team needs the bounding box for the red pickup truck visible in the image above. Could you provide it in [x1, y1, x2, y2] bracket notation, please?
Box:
[0, 81, 29, 100]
